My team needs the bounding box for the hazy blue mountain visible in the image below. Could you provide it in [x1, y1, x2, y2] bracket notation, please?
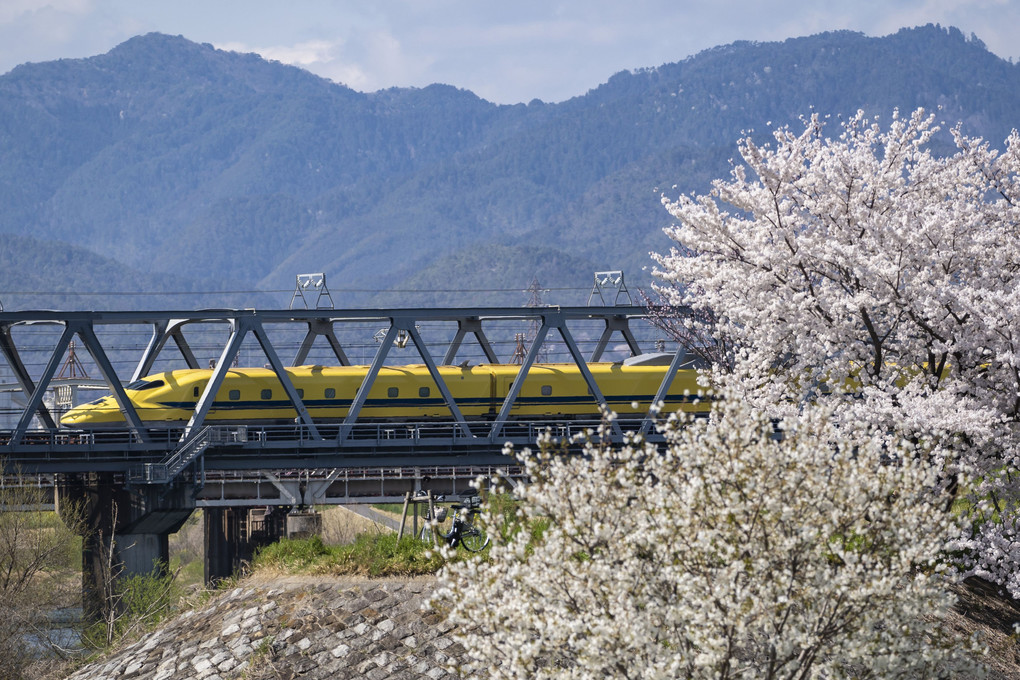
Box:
[0, 24, 1016, 310]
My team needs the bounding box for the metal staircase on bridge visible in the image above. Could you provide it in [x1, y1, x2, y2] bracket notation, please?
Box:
[128, 426, 215, 484]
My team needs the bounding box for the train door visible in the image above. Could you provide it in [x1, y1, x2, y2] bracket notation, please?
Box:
[498, 374, 522, 417]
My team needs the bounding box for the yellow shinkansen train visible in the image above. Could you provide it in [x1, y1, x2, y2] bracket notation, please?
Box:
[59, 356, 709, 429]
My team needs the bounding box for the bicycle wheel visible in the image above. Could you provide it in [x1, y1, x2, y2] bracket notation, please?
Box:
[419, 522, 437, 546]
[459, 524, 489, 552]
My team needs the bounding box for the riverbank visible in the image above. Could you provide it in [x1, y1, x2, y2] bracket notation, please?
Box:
[53, 506, 1020, 679]
[57, 570, 1020, 679]
[64, 574, 471, 680]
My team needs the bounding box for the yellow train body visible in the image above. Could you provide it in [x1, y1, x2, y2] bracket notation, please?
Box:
[60, 360, 709, 429]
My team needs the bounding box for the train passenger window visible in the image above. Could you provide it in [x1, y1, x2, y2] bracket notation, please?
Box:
[325, 388, 336, 399]
[541, 385, 552, 396]
[388, 387, 399, 398]
[261, 389, 272, 400]
[419, 387, 430, 398]
[228, 390, 240, 401]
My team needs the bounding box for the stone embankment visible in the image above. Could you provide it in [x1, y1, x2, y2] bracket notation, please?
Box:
[66, 576, 476, 680]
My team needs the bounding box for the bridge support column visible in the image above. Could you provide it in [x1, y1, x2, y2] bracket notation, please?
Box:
[204, 506, 290, 585]
[117, 533, 171, 575]
[79, 531, 172, 621]
[57, 473, 195, 621]
[204, 507, 237, 585]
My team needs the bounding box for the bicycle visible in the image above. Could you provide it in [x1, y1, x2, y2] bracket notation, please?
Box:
[418, 494, 489, 552]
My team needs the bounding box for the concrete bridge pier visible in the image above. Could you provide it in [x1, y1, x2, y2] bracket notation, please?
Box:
[203, 505, 290, 585]
[56, 473, 195, 620]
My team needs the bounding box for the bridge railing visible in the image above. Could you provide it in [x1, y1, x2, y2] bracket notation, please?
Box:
[198, 419, 612, 448]
[2, 415, 648, 478]
[2, 418, 631, 448]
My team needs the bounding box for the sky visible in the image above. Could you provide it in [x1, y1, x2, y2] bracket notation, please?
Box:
[0, 1, 1018, 105]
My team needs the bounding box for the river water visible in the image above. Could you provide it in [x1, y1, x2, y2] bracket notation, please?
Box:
[24, 607, 82, 657]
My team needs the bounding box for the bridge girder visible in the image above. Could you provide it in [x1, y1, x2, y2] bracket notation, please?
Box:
[0, 305, 696, 481]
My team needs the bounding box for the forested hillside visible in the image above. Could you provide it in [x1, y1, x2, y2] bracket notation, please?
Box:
[0, 24, 1016, 309]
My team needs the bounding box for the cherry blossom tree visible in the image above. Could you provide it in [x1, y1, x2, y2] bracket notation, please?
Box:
[653, 108, 1020, 594]
[436, 402, 986, 679]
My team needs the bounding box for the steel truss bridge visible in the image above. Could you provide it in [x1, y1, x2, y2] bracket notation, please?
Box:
[0, 305, 702, 587]
[0, 306, 693, 501]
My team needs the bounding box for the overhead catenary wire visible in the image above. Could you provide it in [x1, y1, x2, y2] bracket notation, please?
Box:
[0, 286, 593, 297]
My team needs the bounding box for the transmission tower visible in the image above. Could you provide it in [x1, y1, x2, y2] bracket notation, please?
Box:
[525, 277, 550, 363]
[57, 341, 90, 379]
[511, 333, 527, 365]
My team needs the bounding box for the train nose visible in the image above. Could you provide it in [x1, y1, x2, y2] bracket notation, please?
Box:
[61, 407, 89, 425]
[60, 399, 104, 426]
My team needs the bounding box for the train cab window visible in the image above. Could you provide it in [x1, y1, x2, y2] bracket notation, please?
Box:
[419, 387, 430, 398]
[325, 388, 336, 399]
[193, 387, 200, 398]
[126, 379, 164, 391]
[541, 385, 552, 396]
[261, 389, 272, 400]
[228, 389, 240, 401]
[296, 389, 304, 399]
[388, 387, 399, 398]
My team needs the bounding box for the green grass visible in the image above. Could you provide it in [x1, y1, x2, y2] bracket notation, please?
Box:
[251, 495, 553, 577]
[252, 533, 450, 576]
[171, 553, 206, 587]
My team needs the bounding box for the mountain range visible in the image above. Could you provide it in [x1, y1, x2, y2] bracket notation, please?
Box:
[0, 23, 1017, 310]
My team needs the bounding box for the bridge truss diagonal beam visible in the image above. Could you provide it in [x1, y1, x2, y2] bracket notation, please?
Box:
[185, 319, 246, 440]
[184, 316, 322, 442]
[339, 324, 398, 442]
[11, 324, 74, 444]
[640, 347, 692, 436]
[75, 321, 151, 443]
[333, 315, 477, 442]
[555, 315, 624, 438]
[132, 320, 170, 383]
[590, 315, 643, 362]
[10, 321, 151, 444]
[489, 322, 548, 439]
[443, 318, 498, 365]
[249, 318, 321, 439]
[488, 314, 623, 439]
[403, 318, 473, 436]
[132, 320, 203, 382]
[293, 319, 349, 367]
[0, 324, 57, 430]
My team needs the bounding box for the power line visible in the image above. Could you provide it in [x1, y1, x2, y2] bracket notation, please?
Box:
[0, 286, 594, 297]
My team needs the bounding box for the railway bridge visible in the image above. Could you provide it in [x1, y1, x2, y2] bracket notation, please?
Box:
[0, 305, 694, 608]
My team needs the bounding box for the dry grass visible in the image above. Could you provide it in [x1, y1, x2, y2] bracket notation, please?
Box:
[320, 506, 391, 545]
[944, 578, 1020, 679]
[168, 510, 206, 588]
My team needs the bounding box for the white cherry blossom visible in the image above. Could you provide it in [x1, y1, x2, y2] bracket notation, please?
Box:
[435, 401, 986, 678]
[655, 108, 1020, 595]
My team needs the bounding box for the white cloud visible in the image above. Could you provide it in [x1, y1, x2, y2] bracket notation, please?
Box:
[218, 30, 434, 93]
[0, 0, 1017, 102]
[0, 0, 92, 25]
[0, 0, 115, 73]
[218, 39, 341, 68]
